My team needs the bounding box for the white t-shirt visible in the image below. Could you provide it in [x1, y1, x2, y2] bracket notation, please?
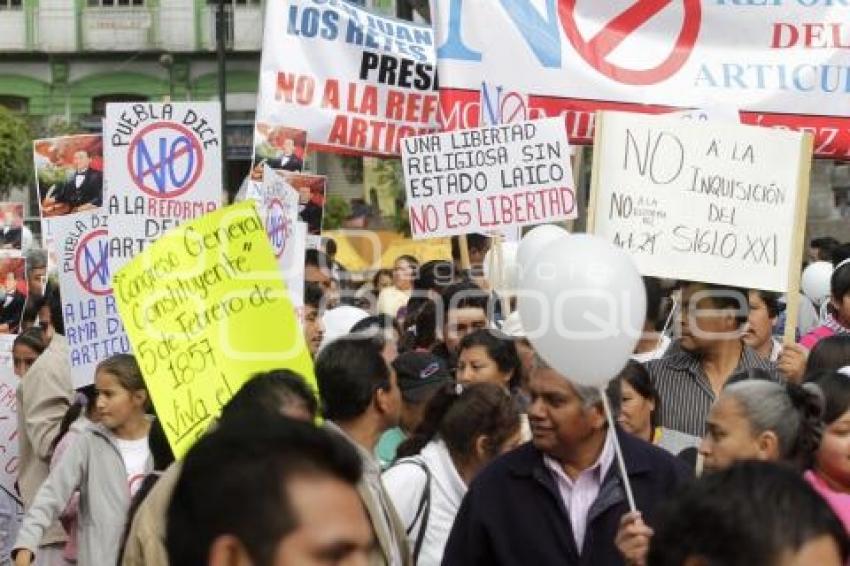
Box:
[116, 437, 150, 496]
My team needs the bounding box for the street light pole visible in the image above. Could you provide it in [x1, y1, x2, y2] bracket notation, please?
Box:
[216, 0, 228, 193]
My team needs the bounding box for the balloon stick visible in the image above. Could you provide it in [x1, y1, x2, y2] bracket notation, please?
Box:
[600, 386, 637, 513]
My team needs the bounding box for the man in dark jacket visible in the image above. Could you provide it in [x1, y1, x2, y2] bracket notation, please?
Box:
[46, 150, 103, 214]
[442, 355, 691, 566]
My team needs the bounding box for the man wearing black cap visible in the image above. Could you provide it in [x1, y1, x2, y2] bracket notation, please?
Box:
[376, 352, 452, 467]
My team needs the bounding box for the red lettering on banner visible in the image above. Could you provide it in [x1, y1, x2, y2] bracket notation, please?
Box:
[386, 91, 404, 120]
[385, 91, 440, 124]
[275, 73, 315, 105]
[326, 115, 436, 154]
[405, 94, 422, 123]
[275, 73, 297, 103]
[772, 22, 850, 49]
[347, 84, 379, 116]
[349, 117, 368, 148]
[322, 79, 340, 110]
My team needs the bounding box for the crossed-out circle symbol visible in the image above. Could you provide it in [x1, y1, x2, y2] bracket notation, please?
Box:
[127, 122, 204, 199]
[559, 0, 701, 86]
[266, 199, 291, 259]
[74, 228, 111, 296]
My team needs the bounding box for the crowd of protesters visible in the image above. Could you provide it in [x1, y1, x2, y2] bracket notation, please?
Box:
[4, 233, 850, 565]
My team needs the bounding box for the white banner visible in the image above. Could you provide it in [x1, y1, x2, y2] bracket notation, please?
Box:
[402, 118, 575, 239]
[52, 212, 131, 388]
[432, 1, 850, 159]
[590, 111, 811, 292]
[256, 0, 439, 156]
[104, 102, 222, 273]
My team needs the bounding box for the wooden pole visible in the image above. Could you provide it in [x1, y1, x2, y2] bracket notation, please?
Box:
[459, 234, 472, 274]
[784, 133, 814, 344]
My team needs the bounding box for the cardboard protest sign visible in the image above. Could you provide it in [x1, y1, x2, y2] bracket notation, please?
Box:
[112, 202, 314, 458]
[256, 0, 439, 156]
[104, 102, 222, 273]
[433, 2, 850, 158]
[401, 118, 575, 239]
[0, 335, 21, 500]
[52, 212, 131, 388]
[588, 111, 812, 293]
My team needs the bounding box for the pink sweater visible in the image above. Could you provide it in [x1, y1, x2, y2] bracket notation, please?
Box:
[799, 325, 836, 351]
[805, 470, 850, 534]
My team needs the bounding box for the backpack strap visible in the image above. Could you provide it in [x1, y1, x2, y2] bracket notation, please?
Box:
[391, 457, 432, 563]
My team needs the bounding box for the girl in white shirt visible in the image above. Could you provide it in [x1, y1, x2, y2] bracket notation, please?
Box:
[383, 382, 522, 566]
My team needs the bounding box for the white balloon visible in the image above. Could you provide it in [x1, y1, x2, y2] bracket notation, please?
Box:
[517, 234, 646, 387]
[516, 225, 569, 271]
[483, 242, 519, 293]
[801, 261, 833, 306]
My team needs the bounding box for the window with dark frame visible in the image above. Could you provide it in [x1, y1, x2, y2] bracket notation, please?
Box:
[91, 94, 148, 117]
[0, 96, 27, 113]
[86, 0, 145, 7]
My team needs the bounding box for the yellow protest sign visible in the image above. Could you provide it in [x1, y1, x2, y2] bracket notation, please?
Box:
[112, 201, 314, 458]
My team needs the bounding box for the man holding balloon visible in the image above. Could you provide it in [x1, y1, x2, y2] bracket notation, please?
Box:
[441, 232, 690, 565]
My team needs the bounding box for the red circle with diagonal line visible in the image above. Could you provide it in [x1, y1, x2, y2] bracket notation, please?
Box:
[127, 122, 204, 199]
[559, 0, 701, 86]
[74, 229, 111, 296]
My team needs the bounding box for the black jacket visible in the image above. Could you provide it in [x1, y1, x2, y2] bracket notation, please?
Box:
[442, 428, 691, 566]
[0, 291, 25, 332]
[56, 169, 103, 209]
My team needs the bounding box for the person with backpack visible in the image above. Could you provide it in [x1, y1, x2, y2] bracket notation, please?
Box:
[382, 382, 521, 565]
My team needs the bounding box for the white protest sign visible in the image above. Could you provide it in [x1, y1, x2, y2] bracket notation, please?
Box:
[401, 118, 576, 239]
[104, 102, 222, 273]
[256, 0, 439, 156]
[0, 335, 20, 500]
[253, 164, 305, 314]
[52, 211, 131, 387]
[589, 111, 812, 293]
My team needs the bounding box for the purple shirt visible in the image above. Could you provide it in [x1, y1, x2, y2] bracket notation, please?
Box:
[543, 430, 615, 552]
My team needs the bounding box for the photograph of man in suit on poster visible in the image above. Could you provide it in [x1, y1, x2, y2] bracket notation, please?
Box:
[0, 205, 23, 251]
[252, 126, 307, 179]
[0, 269, 26, 334]
[41, 149, 103, 216]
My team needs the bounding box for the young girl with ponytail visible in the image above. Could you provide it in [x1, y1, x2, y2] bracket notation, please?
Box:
[382, 382, 521, 566]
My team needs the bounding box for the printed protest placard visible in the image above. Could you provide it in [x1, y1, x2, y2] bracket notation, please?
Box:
[589, 111, 812, 293]
[52, 211, 131, 388]
[401, 118, 575, 239]
[250, 164, 305, 314]
[256, 0, 439, 156]
[432, 2, 850, 159]
[112, 201, 314, 458]
[34, 134, 105, 274]
[104, 102, 222, 273]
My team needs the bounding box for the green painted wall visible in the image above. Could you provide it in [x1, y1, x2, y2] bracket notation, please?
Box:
[0, 75, 51, 114]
